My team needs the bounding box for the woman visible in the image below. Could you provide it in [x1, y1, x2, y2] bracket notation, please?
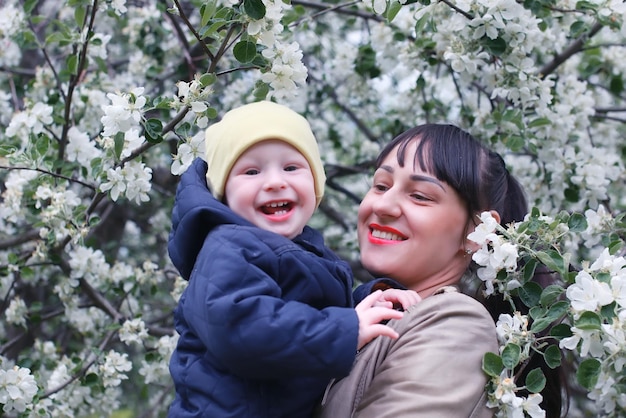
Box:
[317, 124, 563, 417]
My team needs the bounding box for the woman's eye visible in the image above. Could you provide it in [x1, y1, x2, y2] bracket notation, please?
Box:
[373, 183, 388, 192]
[411, 193, 430, 201]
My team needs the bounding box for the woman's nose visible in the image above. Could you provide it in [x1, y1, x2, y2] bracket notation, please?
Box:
[371, 189, 401, 218]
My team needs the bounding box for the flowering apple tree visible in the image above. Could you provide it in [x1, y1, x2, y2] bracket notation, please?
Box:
[0, 0, 625, 416]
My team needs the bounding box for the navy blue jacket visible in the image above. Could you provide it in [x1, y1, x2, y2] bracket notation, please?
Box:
[167, 159, 359, 418]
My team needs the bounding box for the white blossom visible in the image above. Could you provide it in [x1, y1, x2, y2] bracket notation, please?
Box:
[99, 350, 132, 387]
[100, 88, 147, 137]
[566, 270, 614, 314]
[100, 161, 152, 204]
[0, 365, 38, 413]
[66, 127, 102, 170]
[171, 130, 205, 175]
[5, 297, 28, 328]
[119, 318, 149, 346]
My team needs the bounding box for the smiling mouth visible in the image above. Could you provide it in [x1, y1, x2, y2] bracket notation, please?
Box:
[370, 228, 407, 241]
[261, 201, 293, 216]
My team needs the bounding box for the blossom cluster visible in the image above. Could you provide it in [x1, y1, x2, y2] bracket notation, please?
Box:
[469, 208, 626, 416]
[0, 363, 38, 414]
[247, 0, 308, 100]
[559, 249, 626, 414]
[469, 212, 520, 295]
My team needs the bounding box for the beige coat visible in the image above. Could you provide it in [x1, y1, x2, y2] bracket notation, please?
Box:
[316, 287, 497, 418]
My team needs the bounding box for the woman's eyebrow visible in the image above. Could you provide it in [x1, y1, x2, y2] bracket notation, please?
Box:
[410, 174, 446, 191]
[379, 164, 446, 191]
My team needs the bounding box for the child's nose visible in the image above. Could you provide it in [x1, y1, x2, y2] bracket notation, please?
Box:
[263, 170, 287, 191]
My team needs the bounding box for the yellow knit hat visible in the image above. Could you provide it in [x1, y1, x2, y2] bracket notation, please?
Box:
[205, 101, 326, 206]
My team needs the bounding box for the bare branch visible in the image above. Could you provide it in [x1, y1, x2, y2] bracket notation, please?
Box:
[0, 229, 40, 251]
[539, 21, 604, 78]
[0, 165, 97, 189]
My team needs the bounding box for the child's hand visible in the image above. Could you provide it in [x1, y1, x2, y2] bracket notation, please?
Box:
[377, 288, 421, 310]
[355, 290, 404, 350]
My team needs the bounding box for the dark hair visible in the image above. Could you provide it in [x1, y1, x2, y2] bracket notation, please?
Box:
[377, 123, 565, 417]
[376, 123, 527, 226]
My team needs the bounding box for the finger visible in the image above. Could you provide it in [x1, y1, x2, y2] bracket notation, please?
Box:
[357, 323, 401, 349]
[398, 291, 422, 309]
[366, 306, 403, 324]
[357, 324, 400, 349]
[373, 300, 394, 309]
[369, 324, 400, 340]
[355, 289, 383, 312]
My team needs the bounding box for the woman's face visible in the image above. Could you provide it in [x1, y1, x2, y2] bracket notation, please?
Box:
[357, 140, 474, 296]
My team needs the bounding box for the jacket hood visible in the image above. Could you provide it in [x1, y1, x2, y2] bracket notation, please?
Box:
[168, 158, 253, 280]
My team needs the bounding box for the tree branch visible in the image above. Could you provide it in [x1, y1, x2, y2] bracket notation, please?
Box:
[539, 21, 604, 78]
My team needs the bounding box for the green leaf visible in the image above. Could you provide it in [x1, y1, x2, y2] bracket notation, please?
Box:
[610, 75, 625, 94]
[550, 323, 573, 339]
[505, 135, 525, 152]
[543, 345, 562, 369]
[23, 0, 38, 14]
[577, 358, 601, 390]
[482, 352, 503, 377]
[114, 132, 124, 160]
[67, 54, 79, 75]
[355, 45, 380, 78]
[570, 20, 588, 38]
[522, 258, 538, 282]
[201, 20, 229, 39]
[36, 135, 50, 156]
[575, 311, 602, 330]
[84, 372, 99, 385]
[540, 284, 565, 306]
[243, 0, 266, 20]
[501, 343, 521, 369]
[199, 73, 217, 86]
[414, 13, 429, 34]
[518, 281, 542, 308]
[525, 368, 546, 393]
[529, 306, 546, 321]
[531, 301, 568, 333]
[253, 82, 270, 100]
[233, 40, 258, 64]
[201, 0, 218, 26]
[600, 302, 617, 320]
[527, 117, 551, 128]
[482, 37, 507, 56]
[536, 249, 567, 275]
[568, 212, 587, 232]
[144, 118, 163, 144]
[74, 5, 87, 26]
[385, 0, 402, 22]
[206, 107, 218, 119]
[0, 144, 18, 156]
[563, 186, 580, 202]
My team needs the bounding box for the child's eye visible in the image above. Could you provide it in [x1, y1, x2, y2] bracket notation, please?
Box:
[244, 169, 259, 175]
[284, 165, 298, 172]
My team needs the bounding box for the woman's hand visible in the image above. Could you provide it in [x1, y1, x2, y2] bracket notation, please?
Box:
[355, 290, 404, 350]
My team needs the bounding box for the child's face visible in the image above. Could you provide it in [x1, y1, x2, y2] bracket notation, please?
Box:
[224, 139, 317, 239]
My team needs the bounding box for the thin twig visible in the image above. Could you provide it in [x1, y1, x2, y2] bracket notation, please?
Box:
[0, 165, 96, 189]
